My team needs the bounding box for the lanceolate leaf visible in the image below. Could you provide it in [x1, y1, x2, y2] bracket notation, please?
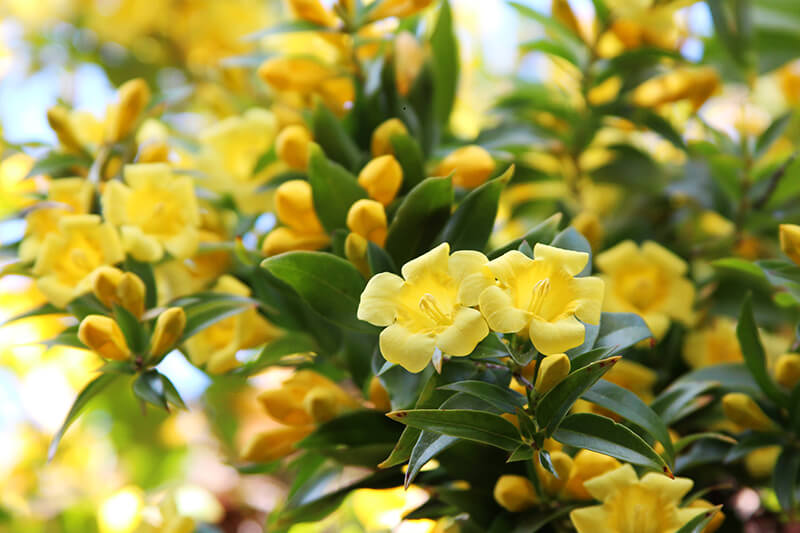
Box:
[774, 448, 800, 511]
[307, 143, 368, 232]
[737, 294, 788, 405]
[437, 380, 526, 413]
[174, 293, 258, 343]
[391, 133, 426, 193]
[430, 0, 459, 125]
[594, 312, 652, 352]
[386, 409, 522, 451]
[488, 213, 562, 259]
[238, 333, 317, 375]
[553, 413, 671, 474]
[673, 505, 724, 533]
[311, 104, 362, 171]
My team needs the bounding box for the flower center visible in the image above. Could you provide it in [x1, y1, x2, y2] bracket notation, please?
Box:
[527, 277, 551, 316]
[419, 293, 451, 325]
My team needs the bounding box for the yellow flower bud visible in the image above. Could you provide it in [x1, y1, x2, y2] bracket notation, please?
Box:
[587, 76, 622, 106]
[347, 199, 388, 246]
[276, 125, 312, 171]
[371, 118, 408, 157]
[688, 499, 725, 533]
[304, 387, 343, 423]
[369, 0, 434, 21]
[437, 145, 495, 189]
[275, 180, 324, 234]
[261, 227, 330, 256]
[258, 57, 333, 93]
[345, 232, 371, 278]
[369, 376, 391, 411]
[136, 140, 170, 163]
[776, 353, 800, 389]
[288, 0, 339, 27]
[240, 425, 314, 463]
[317, 76, 355, 117]
[744, 446, 781, 478]
[632, 67, 719, 111]
[570, 211, 604, 251]
[721, 393, 773, 431]
[150, 307, 186, 357]
[564, 449, 621, 500]
[47, 106, 84, 153]
[92, 266, 146, 318]
[535, 353, 571, 395]
[78, 315, 131, 361]
[780, 224, 800, 266]
[93, 266, 124, 308]
[395, 31, 425, 96]
[551, 0, 582, 38]
[358, 155, 403, 206]
[493, 475, 538, 512]
[536, 450, 573, 495]
[106, 78, 151, 142]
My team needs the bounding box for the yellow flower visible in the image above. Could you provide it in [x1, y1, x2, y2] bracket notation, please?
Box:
[20, 177, 94, 262]
[257, 370, 358, 426]
[357, 243, 490, 373]
[258, 57, 335, 93]
[46, 106, 85, 153]
[316, 76, 356, 116]
[150, 307, 186, 358]
[721, 393, 774, 431]
[436, 145, 495, 189]
[682, 317, 741, 369]
[274, 179, 324, 234]
[102, 163, 200, 262]
[240, 425, 315, 463]
[92, 266, 146, 318]
[262, 227, 331, 256]
[565, 450, 622, 500]
[571, 211, 604, 251]
[688, 499, 725, 533]
[32, 215, 125, 308]
[369, 376, 392, 411]
[371, 118, 408, 157]
[588, 76, 622, 106]
[358, 155, 403, 206]
[368, 0, 434, 21]
[744, 446, 781, 478]
[535, 353, 571, 394]
[78, 315, 131, 361]
[185, 276, 282, 374]
[569, 464, 703, 533]
[275, 125, 312, 171]
[596, 240, 694, 340]
[287, 0, 339, 27]
[780, 224, 800, 266]
[536, 450, 574, 496]
[469, 244, 604, 355]
[632, 67, 719, 111]
[395, 31, 425, 96]
[493, 475, 538, 512]
[776, 353, 800, 389]
[104, 78, 151, 143]
[347, 199, 388, 246]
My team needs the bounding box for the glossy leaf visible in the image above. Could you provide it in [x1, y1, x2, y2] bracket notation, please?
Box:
[438, 380, 526, 413]
[307, 143, 367, 232]
[594, 312, 652, 352]
[737, 294, 788, 405]
[387, 409, 522, 451]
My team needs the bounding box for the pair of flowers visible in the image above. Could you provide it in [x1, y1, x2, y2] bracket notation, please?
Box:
[358, 242, 604, 373]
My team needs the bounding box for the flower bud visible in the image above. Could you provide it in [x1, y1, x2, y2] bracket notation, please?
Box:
[47, 106, 84, 153]
[240, 425, 314, 462]
[347, 199, 387, 246]
[551, 0, 581, 38]
[536, 450, 573, 495]
[564, 450, 621, 500]
[437, 145, 495, 189]
[776, 353, 800, 389]
[93, 266, 146, 318]
[258, 57, 333, 93]
[150, 307, 186, 357]
[316, 76, 355, 117]
[721, 393, 773, 431]
[780, 224, 800, 266]
[261, 227, 330, 256]
[275, 180, 324, 234]
[493, 475, 538, 512]
[395, 31, 425, 96]
[632, 67, 719, 111]
[744, 446, 781, 478]
[106, 78, 150, 142]
[136, 140, 170, 163]
[276, 125, 312, 171]
[93, 266, 124, 308]
[535, 353, 570, 395]
[288, 0, 338, 27]
[304, 387, 342, 423]
[570, 211, 604, 251]
[371, 118, 408, 157]
[369, 0, 434, 21]
[358, 155, 403, 206]
[78, 315, 131, 361]
[369, 376, 391, 411]
[345, 232, 370, 278]
[587, 76, 621, 106]
[688, 499, 725, 533]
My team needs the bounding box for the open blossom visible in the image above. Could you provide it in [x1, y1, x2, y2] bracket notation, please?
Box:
[463, 244, 604, 355]
[32, 214, 125, 307]
[595, 240, 694, 340]
[102, 163, 201, 262]
[357, 243, 490, 373]
[570, 464, 705, 533]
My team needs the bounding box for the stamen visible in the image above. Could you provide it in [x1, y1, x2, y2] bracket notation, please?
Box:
[528, 278, 551, 316]
[419, 293, 449, 324]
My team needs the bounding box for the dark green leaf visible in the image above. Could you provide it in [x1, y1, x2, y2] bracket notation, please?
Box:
[238, 333, 317, 375]
[673, 505, 724, 533]
[755, 112, 791, 159]
[774, 448, 800, 511]
[652, 381, 719, 425]
[27, 152, 91, 178]
[124, 257, 157, 309]
[737, 293, 788, 405]
[307, 143, 367, 232]
[594, 312, 652, 352]
[438, 380, 526, 413]
[387, 409, 522, 450]
[430, 0, 459, 125]
[391, 133, 426, 193]
[133, 370, 169, 410]
[367, 240, 398, 275]
[520, 39, 578, 65]
[725, 431, 783, 463]
[312, 105, 362, 171]
[488, 213, 562, 259]
[469, 333, 513, 361]
[113, 304, 145, 355]
[175, 293, 257, 343]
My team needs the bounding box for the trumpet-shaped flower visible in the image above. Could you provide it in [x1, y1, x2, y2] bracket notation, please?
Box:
[102, 163, 201, 262]
[258, 370, 358, 426]
[570, 464, 704, 533]
[595, 240, 694, 340]
[358, 243, 490, 373]
[466, 244, 604, 355]
[32, 215, 125, 308]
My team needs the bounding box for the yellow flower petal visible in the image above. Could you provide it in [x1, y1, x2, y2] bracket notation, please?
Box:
[121, 225, 164, 262]
[641, 240, 687, 277]
[435, 307, 489, 356]
[458, 271, 494, 307]
[642, 311, 669, 340]
[582, 463, 637, 501]
[358, 272, 405, 326]
[533, 242, 588, 276]
[528, 314, 585, 355]
[569, 505, 608, 533]
[595, 240, 639, 274]
[401, 242, 450, 282]
[572, 276, 604, 324]
[639, 472, 694, 502]
[479, 285, 531, 333]
[486, 250, 533, 286]
[661, 277, 695, 325]
[448, 250, 489, 282]
[379, 323, 436, 373]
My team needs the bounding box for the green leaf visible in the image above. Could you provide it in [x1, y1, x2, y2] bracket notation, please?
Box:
[243, 20, 332, 41]
[367, 241, 398, 275]
[384, 177, 453, 265]
[673, 432, 737, 454]
[113, 304, 145, 355]
[307, 143, 368, 232]
[553, 413, 671, 473]
[299, 410, 402, 467]
[311, 104, 362, 171]
[175, 293, 257, 343]
[438, 381, 526, 413]
[508, 2, 584, 58]
[124, 257, 157, 309]
[536, 356, 620, 436]
[774, 448, 800, 511]
[391, 134, 426, 193]
[238, 333, 317, 375]
[26, 152, 91, 178]
[387, 409, 522, 451]
[651, 381, 719, 425]
[469, 333, 513, 361]
[583, 380, 675, 464]
[66, 293, 108, 321]
[438, 165, 512, 251]
[594, 312, 652, 352]
[430, 0, 459, 125]
[0, 302, 63, 327]
[737, 293, 788, 405]
[520, 39, 578, 66]
[757, 259, 800, 302]
[160, 373, 186, 409]
[569, 346, 615, 370]
[711, 257, 768, 285]
[406, 431, 455, 487]
[49, 372, 119, 460]
[550, 227, 592, 276]
[43, 325, 87, 350]
[261, 251, 374, 333]
[724, 431, 783, 463]
[488, 213, 562, 259]
[673, 505, 724, 533]
[755, 112, 792, 159]
[133, 370, 169, 410]
[629, 108, 686, 150]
